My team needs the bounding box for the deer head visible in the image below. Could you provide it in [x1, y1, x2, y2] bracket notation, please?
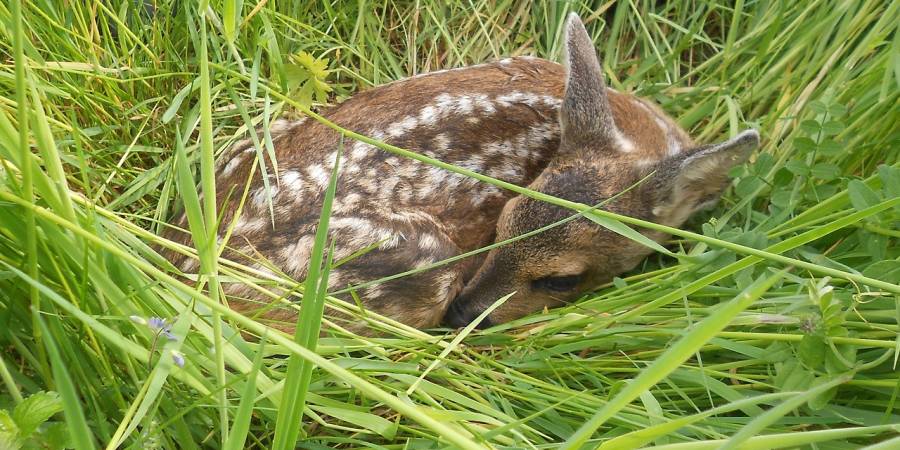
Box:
[444, 13, 759, 328]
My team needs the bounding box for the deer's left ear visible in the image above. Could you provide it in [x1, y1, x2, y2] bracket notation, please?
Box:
[651, 130, 759, 224]
[560, 13, 617, 147]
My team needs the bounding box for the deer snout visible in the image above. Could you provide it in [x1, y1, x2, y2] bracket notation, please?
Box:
[443, 297, 493, 329]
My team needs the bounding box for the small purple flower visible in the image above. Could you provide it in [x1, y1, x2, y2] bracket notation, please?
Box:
[132, 315, 184, 370]
[171, 350, 185, 368]
[147, 317, 167, 331]
[146, 317, 177, 341]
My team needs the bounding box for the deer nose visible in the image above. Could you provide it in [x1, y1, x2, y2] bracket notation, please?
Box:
[444, 300, 492, 329]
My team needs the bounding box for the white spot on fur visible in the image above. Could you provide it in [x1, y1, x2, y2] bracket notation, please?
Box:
[413, 256, 436, 269]
[222, 154, 245, 177]
[307, 164, 330, 188]
[268, 118, 295, 134]
[234, 216, 266, 234]
[488, 162, 522, 181]
[483, 140, 512, 158]
[435, 271, 460, 304]
[326, 272, 343, 290]
[180, 258, 199, 272]
[331, 217, 399, 251]
[432, 133, 450, 152]
[363, 284, 383, 301]
[387, 115, 419, 137]
[495, 91, 524, 107]
[457, 154, 486, 173]
[418, 105, 439, 126]
[418, 233, 441, 251]
[541, 95, 562, 107]
[614, 129, 636, 153]
[350, 131, 384, 160]
[333, 193, 361, 214]
[473, 94, 496, 113]
[252, 185, 279, 206]
[281, 170, 304, 193]
[280, 235, 315, 276]
[351, 141, 372, 160]
[456, 95, 475, 114]
[636, 158, 658, 168]
[470, 184, 502, 207]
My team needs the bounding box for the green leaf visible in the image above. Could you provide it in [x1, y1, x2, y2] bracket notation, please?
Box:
[39, 422, 70, 450]
[799, 119, 821, 135]
[774, 359, 814, 391]
[825, 344, 857, 374]
[0, 410, 20, 450]
[12, 392, 62, 437]
[848, 180, 881, 212]
[862, 260, 900, 284]
[751, 152, 775, 174]
[785, 160, 809, 176]
[807, 376, 840, 410]
[810, 163, 841, 181]
[284, 51, 333, 108]
[827, 103, 848, 118]
[735, 176, 765, 198]
[820, 120, 845, 136]
[877, 165, 900, 199]
[808, 100, 828, 115]
[273, 146, 342, 450]
[798, 333, 827, 369]
[793, 136, 817, 153]
[773, 167, 794, 187]
[770, 187, 794, 208]
[817, 138, 842, 156]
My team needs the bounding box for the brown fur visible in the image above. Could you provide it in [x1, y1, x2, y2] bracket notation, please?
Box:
[163, 14, 758, 333]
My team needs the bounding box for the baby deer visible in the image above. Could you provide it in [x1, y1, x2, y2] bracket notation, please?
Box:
[165, 14, 758, 332]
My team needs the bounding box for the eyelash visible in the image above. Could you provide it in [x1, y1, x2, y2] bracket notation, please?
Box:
[531, 274, 583, 292]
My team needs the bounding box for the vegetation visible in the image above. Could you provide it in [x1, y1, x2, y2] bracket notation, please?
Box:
[1, 1, 898, 448]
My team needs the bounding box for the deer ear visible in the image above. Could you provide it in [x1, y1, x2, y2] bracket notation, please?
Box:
[560, 13, 617, 146]
[652, 130, 759, 224]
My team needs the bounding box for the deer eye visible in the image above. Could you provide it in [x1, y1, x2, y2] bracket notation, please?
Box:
[531, 274, 583, 292]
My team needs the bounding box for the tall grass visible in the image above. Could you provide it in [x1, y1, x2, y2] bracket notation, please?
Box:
[0, 1, 898, 449]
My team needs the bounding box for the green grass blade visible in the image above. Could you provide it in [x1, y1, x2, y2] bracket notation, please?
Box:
[35, 316, 95, 450]
[272, 145, 341, 449]
[224, 336, 267, 450]
[646, 424, 900, 450]
[719, 374, 852, 450]
[597, 392, 797, 450]
[562, 270, 787, 449]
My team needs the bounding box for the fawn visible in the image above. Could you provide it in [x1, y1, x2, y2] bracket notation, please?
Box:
[165, 14, 758, 332]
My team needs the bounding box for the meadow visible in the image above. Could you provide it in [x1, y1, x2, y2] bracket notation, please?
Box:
[0, 0, 898, 449]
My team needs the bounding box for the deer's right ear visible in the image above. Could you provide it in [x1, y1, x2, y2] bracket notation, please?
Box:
[560, 13, 617, 147]
[650, 129, 759, 225]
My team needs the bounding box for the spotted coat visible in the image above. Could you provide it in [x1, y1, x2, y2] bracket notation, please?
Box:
[165, 55, 693, 332]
